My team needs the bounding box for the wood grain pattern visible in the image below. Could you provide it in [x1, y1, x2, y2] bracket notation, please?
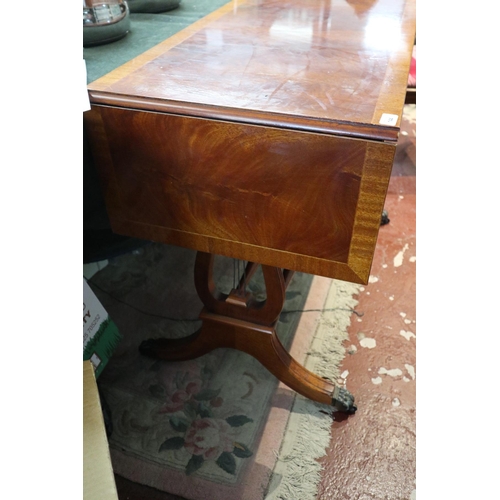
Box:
[84, 0, 415, 284]
[85, 105, 394, 283]
[88, 0, 416, 140]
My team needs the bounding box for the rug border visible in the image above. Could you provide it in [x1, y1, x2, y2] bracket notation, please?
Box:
[108, 273, 359, 500]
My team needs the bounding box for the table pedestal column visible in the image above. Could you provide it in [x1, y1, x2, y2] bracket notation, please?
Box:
[139, 252, 357, 414]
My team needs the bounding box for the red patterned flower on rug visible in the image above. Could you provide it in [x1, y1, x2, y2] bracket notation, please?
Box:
[156, 361, 205, 413]
[184, 418, 235, 460]
[159, 414, 254, 475]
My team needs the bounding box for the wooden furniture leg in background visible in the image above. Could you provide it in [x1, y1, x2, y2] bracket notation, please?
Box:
[139, 252, 357, 414]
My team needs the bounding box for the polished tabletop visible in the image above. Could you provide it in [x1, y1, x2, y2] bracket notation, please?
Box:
[88, 0, 416, 141]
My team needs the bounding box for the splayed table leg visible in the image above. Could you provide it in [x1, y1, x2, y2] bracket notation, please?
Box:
[139, 251, 357, 414]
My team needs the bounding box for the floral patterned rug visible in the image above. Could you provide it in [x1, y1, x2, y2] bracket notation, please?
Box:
[88, 243, 360, 499]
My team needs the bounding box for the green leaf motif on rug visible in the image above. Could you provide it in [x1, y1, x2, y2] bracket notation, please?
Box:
[233, 442, 253, 458]
[169, 417, 189, 433]
[197, 402, 213, 419]
[186, 455, 205, 475]
[159, 436, 185, 452]
[194, 388, 221, 401]
[226, 415, 253, 427]
[216, 452, 236, 475]
[182, 400, 199, 420]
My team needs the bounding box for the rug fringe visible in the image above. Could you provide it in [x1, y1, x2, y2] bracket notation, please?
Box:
[265, 279, 360, 500]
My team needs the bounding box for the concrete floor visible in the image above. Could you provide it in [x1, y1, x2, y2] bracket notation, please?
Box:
[317, 105, 416, 500]
[113, 104, 417, 500]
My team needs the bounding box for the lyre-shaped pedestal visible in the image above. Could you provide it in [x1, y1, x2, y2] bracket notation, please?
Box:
[139, 252, 356, 414]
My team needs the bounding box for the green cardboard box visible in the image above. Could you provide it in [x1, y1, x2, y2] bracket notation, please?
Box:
[83, 279, 122, 378]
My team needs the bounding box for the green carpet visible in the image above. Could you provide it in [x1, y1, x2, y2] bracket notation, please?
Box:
[84, 0, 230, 84]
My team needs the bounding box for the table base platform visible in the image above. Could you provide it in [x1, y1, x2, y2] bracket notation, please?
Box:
[139, 251, 357, 415]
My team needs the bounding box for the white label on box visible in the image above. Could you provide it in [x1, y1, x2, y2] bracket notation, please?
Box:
[379, 113, 398, 126]
[83, 279, 109, 348]
[90, 353, 102, 370]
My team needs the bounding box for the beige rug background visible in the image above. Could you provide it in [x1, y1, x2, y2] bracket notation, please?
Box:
[88, 243, 360, 499]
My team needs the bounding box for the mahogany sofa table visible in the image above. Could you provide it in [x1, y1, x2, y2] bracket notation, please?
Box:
[84, 0, 416, 414]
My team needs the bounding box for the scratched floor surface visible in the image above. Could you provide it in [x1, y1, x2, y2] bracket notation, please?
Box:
[113, 104, 417, 500]
[317, 104, 416, 500]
